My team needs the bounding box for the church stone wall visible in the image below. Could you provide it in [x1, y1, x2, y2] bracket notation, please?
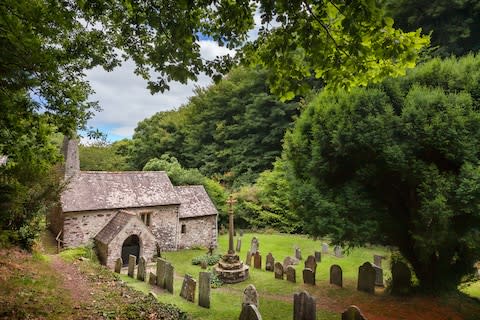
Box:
[149, 205, 179, 251]
[177, 215, 217, 249]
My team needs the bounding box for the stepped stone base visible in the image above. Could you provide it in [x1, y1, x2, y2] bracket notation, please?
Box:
[215, 253, 249, 284]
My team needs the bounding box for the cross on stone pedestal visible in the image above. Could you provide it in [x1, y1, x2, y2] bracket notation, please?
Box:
[226, 195, 237, 255]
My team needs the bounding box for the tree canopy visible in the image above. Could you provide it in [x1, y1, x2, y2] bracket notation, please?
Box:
[284, 54, 480, 291]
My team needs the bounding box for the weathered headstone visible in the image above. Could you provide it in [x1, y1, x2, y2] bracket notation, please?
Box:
[295, 247, 302, 260]
[239, 229, 244, 237]
[180, 274, 196, 302]
[114, 257, 122, 273]
[341, 305, 367, 320]
[128, 254, 136, 278]
[303, 268, 315, 285]
[314, 251, 321, 263]
[156, 258, 167, 288]
[250, 237, 259, 254]
[283, 256, 296, 270]
[373, 254, 384, 267]
[334, 245, 343, 258]
[286, 266, 296, 283]
[239, 304, 263, 320]
[236, 238, 242, 252]
[372, 264, 384, 287]
[148, 272, 157, 285]
[254, 252, 262, 269]
[293, 291, 316, 320]
[198, 272, 211, 308]
[322, 243, 329, 254]
[330, 264, 343, 287]
[265, 253, 274, 272]
[391, 261, 412, 295]
[243, 284, 259, 307]
[246, 251, 252, 266]
[357, 262, 375, 294]
[274, 262, 284, 279]
[137, 257, 146, 281]
[304, 255, 317, 273]
[200, 260, 208, 269]
[165, 263, 174, 294]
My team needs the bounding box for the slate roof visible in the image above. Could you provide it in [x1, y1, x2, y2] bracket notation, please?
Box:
[175, 185, 218, 218]
[94, 210, 137, 244]
[61, 171, 180, 212]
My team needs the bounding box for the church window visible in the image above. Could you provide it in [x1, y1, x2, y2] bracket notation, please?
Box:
[181, 224, 186, 234]
[141, 212, 152, 226]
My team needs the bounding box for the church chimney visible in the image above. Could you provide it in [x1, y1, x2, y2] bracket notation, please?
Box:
[62, 136, 80, 178]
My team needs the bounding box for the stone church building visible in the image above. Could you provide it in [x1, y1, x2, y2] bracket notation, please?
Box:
[49, 139, 218, 269]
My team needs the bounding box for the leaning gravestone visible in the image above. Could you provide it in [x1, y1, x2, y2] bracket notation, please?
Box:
[283, 256, 296, 270]
[303, 268, 315, 285]
[199, 272, 211, 308]
[274, 262, 284, 279]
[246, 251, 252, 266]
[334, 245, 343, 258]
[330, 264, 343, 287]
[165, 263, 174, 294]
[137, 257, 146, 281]
[250, 237, 259, 254]
[114, 258, 122, 273]
[156, 258, 167, 289]
[304, 255, 317, 273]
[314, 251, 321, 263]
[357, 262, 375, 294]
[295, 247, 302, 260]
[180, 274, 196, 302]
[322, 243, 329, 254]
[372, 264, 384, 287]
[373, 254, 384, 267]
[128, 254, 136, 278]
[236, 239, 242, 252]
[148, 272, 157, 285]
[243, 284, 259, 307]
[265, 253, 274, 272]
[391, 261, 412, 295]
[239, 304, 262, 320]
[254, 252, 262, 269]
[341, 305, 367, 320]
[286, 266, 296, 283]
[293, 291, 316, 320]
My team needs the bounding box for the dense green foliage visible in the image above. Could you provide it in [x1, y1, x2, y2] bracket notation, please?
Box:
[385, 0, 480, 57]
[131, 67, 301, 187]
[284, 54, 480, 291]
[79, 140, 132, 171]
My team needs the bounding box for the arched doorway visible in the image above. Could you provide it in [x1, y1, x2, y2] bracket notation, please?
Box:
[121, 234, 140, 266]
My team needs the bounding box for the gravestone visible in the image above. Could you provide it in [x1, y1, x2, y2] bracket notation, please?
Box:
[295, 247, 302, 260]
[274, 262, 284, 279]
[156, 258, 167, 289]
[250, 237, 259, 254]
[391, 261, 412, 295]
[334, 245, 343, 258]
[330, 264, 343, 287]
[243, 284, 259, 307]
[180, 274, 196, 302]
[341, 305, 367, 320]
[239, 304, 263, 320]
[128, 254, 136, 278]
[373, 254, 384, 267]
[286, 266, 296, 283]
[293, 291, 316, 320]
[265, 253, 274, 272]
[114, 258, 122, 273]
[148, 272, 157, 285]
[239, 229, 244, 237]
[254, 252, 262, 269]
[246, 251, 252, 266]
[236, 239, 242, 252]
[200, 260, 208, 269]
[165, 263, 174, 294]
[302, 268, 315, 285]
[304, 255, 317, 273]
[199, 272, 211, 308]
[322, 243, 329, 254]
[372, 264, 384, 287]
[314, 251, 321, 263]
[357, 262, 375, 294]
[283, 256, 296, 270]
[137, 257, 146, 281]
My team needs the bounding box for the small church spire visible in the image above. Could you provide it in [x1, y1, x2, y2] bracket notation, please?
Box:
[62, 136, 80, 178]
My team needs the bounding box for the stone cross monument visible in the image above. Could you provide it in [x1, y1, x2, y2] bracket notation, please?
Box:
[227, 195, 237, 254]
